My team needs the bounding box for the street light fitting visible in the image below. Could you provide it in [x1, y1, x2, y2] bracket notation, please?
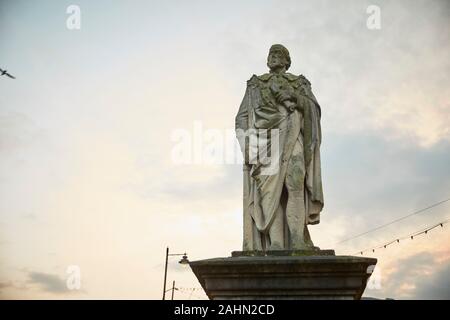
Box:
[179, 254, 189, 265]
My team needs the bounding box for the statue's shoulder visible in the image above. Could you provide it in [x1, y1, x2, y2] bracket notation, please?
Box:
[246, 73, 312, 86]
[298, 74, 311, 86]
[247, 72, 284, 85]
[283, 73, 311, 84]
[283, 72, 300, 82]
[246, 74, 264, 87]
[279, 73, 312, 90]
[256, 73, 272, 82]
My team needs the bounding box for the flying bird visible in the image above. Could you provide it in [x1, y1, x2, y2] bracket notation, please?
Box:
[0, 68, 15, 79]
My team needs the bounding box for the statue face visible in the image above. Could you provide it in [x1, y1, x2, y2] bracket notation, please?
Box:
[267, 49, 287, 71]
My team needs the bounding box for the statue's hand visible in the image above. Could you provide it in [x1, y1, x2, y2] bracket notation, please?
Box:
[274, 87, 296, 104]
[287, 93, 313, 115]
[274, 91, 289, 103]
[284, 101, 297, 112]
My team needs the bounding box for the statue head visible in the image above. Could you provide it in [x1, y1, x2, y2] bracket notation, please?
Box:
[267, 44, 291, 72]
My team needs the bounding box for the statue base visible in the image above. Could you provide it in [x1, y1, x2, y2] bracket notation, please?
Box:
[189, 250, 377, 300]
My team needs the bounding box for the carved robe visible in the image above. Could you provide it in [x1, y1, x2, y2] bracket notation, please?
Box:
[235, 72, 324, 251]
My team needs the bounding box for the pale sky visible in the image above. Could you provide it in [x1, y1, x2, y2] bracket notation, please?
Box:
[0, 0, 449, 299]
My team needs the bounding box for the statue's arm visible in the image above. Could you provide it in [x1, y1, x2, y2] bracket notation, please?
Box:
[293, 77, 321, 115]
[235, 86, 249, 132]
[299, 77, 320, 106]
[235, 85, 251, 162]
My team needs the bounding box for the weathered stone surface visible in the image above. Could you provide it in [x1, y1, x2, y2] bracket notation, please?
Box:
[235, 44, 324, 251]
[231, 249, 335, 257]
[190, 253, 377, 300]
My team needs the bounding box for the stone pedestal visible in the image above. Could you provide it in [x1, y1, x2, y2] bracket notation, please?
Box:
[189, 250, 377, 300]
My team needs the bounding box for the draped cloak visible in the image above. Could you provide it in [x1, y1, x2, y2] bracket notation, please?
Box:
[235, 72, 324, 251]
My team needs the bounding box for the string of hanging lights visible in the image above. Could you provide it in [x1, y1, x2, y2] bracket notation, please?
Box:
[354, 219, 449, 255]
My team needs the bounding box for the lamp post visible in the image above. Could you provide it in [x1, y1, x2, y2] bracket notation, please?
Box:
[162, 247, 189, 300]
[164, 280, 178, 300]
[171, 280, 176, 300]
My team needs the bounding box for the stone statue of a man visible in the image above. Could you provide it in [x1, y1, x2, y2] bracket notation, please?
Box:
[235, 44, 324, 251]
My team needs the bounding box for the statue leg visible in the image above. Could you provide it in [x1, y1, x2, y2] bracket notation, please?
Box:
[243, 210, 253, 251]
[285, 190, 308, 249]
[285, 139, 309, 250]
[304, 225, 315, 248]
[268, 204, 284, 250]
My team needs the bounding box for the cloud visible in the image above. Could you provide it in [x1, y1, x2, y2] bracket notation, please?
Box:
[21, 213, 37, 220]
[0, 111, 43, 153]
[0, 281, 13, 290]
[414, 260, 450, 299]
[310, 126, 450, 252]
[373, 251, 450, 299]
[27, 272, 68, 294]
